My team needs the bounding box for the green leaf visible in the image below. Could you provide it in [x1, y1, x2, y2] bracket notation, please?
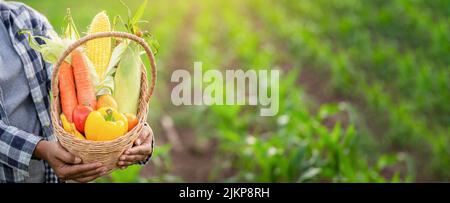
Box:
[63, 8, 79, 40]
[132, 0, 148, 25]
[21, 30, 72, 64]
[119, 0, 132, 20]
[95, 75, 115, 96]
[298, 168, 321, 182]
[144, 32, 160, 55]
[318, 104, 339, 120]
[376, 154, 398, 170]
[110, 165, 142, 183]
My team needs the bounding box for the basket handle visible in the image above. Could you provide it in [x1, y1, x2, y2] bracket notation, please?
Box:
[52, 31, 157, 105]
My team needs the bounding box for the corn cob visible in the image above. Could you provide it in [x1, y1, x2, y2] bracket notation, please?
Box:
[114, 44, 141, 114]
[86, 11, 111, 80]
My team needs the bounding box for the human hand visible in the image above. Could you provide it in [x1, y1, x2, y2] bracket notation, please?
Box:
[34, 140, 107, 182]
[117, 124, 154, 169]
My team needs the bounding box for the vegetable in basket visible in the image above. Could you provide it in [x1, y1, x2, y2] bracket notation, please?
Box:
[60, 114, 85, 140]
[114, 43, 142, 114]
[58, 61, 78, 122]
[71, 49, 97, 109]
[73, 105, 93, 133]
[84, 107, 128, 141]
[96, 94, 118, 110]
[85, 11, 112, 81]
[124, 113, 138, 132]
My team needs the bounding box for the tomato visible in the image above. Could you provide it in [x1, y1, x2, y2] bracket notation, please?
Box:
[124, 113, 138, 132]
[73, 105, 93, 133]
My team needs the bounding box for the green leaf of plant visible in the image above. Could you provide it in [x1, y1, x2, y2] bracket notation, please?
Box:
[95, 75, 115, 96]
[298, 167, 321, 182]
[132, 0, 148, 24]
[63, 8, 79, 40]
[110, 165, 142, 183]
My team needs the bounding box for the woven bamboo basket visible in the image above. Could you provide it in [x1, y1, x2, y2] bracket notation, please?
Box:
[51, 31, 156, 173]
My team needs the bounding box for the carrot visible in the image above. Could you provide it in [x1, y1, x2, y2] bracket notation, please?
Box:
[71, 49, 97, 109]
[58, 61, 78, 122]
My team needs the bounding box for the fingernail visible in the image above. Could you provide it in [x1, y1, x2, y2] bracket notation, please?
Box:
[119, 161, 124, 165]
[125, 151, 130, 155]
[120, 156, 126, 160]
[96, 163, 102, 167]
[136, 139, 141, 145]
[75, 157, 81, 163]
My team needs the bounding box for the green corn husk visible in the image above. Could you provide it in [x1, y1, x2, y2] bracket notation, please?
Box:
[113, 43, 141, 114]
[95, 40, 129, 96]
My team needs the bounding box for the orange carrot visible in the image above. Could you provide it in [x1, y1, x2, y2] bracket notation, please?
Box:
[71, 49, 97, 109]
[58, 61, 78, 122]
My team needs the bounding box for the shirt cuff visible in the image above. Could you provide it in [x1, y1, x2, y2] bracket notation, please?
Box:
[10, 128, 43, 176]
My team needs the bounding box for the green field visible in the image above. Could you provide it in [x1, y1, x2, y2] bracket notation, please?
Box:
[18, 0, 449, 182]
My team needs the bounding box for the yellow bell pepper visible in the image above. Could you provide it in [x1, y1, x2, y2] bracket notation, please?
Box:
[60, 114, 86, 140]
[84, 107, 128, 141]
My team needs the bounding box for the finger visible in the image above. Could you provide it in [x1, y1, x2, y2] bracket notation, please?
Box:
[119, 154, 147, 163]
[134, 125, 153, 146]
[134, 128, 148, 145]
[62, 162, 103, 178]
[125, 143, 152, 156]
[74, 173, 104, 183]
[117, 161, 134, 167]
[134, 137, 142, 146]
[55, 147, 81, 164]
[71, 166, 107, 179]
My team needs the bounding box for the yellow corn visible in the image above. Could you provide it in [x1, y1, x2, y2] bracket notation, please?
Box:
[86, 11, 111, 80]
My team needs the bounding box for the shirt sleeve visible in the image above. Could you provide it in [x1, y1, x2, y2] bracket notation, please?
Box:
[0, 120, 42, 176]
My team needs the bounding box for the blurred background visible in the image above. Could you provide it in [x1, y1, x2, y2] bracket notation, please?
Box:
[18, 0, 449, 182]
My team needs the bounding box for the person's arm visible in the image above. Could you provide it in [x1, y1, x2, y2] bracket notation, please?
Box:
[0, 120, 42, 176]
[0, 119, 106, 182]
[33, 140, 107, 182]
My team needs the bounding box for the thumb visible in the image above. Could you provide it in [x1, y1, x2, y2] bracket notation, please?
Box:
[56, 146, 81, 164]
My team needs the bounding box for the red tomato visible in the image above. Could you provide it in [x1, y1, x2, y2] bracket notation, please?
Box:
[73, 105, 93, 133]
[124, 113, 138, 132]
